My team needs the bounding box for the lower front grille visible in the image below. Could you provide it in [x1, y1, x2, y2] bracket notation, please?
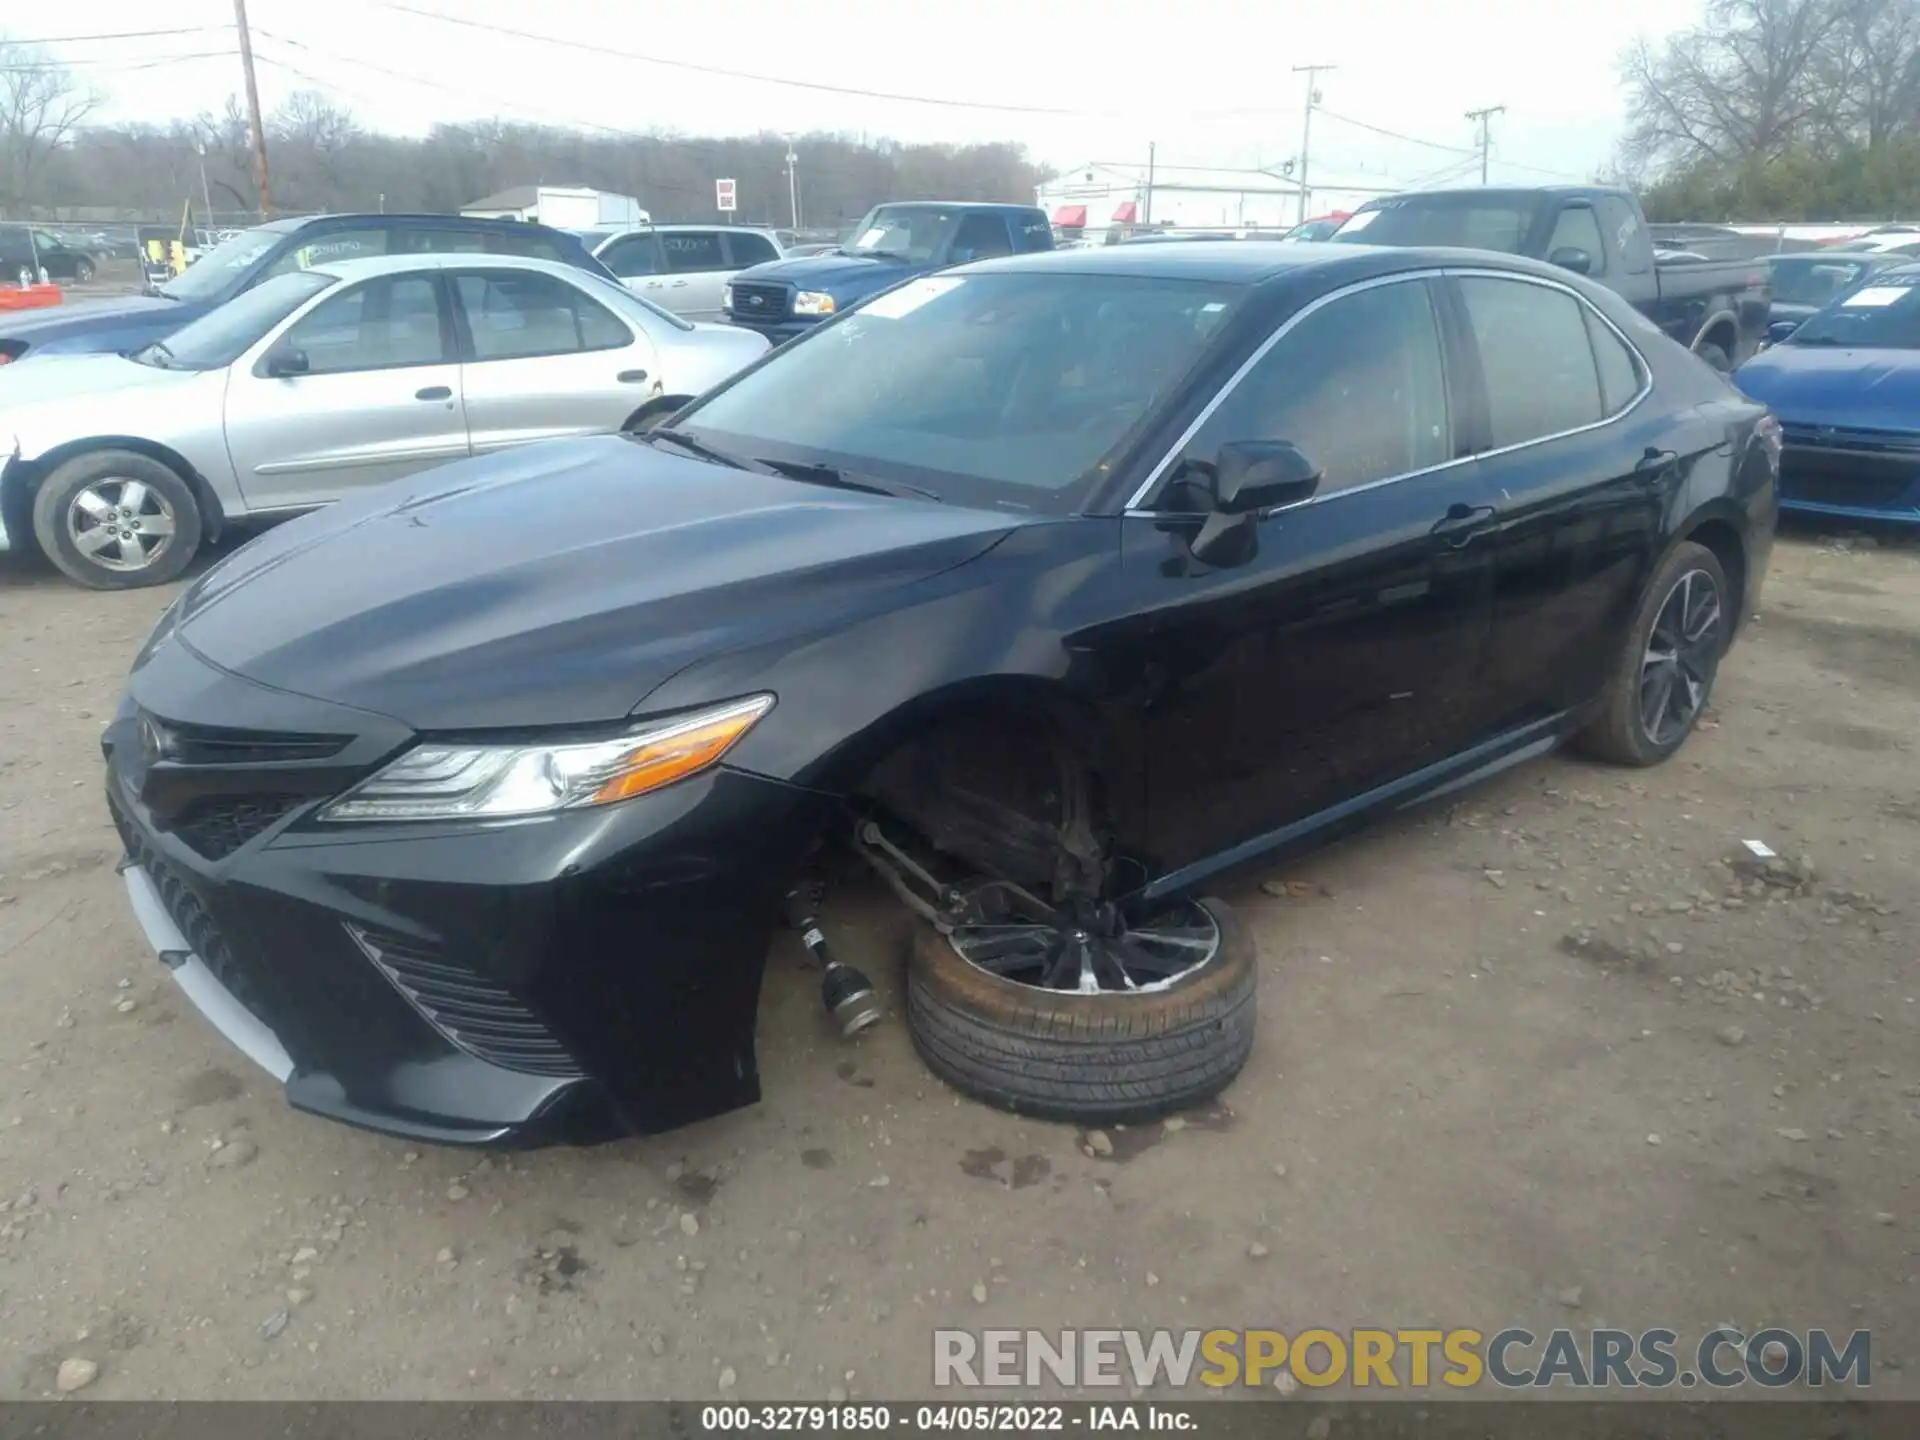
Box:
[728, 281, 790, 322]
[111, 793, 273, 1024]
[166, 794, 303, 860]
[346, 924, 582, 1078]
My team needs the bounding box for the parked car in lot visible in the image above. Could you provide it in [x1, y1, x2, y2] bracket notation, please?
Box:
[0, 213, 614, 366]
[1280, 212, 1351, 242]
[0, 254, 767, 588]
[0, 225, 97, 286]
[100, 241, 1777, 1146]
[1734, 263, 1920, 523]
[576, 224, 783, 321]
[1763, 251, 1906, 337]
[721, 201, 1054, 344]
[1333, 185, 1772, 370]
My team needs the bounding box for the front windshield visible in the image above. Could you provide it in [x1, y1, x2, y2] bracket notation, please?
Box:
[843, 205, 962, 262]
[139, 270, 338, 370]
[1787, 271, 1920, 347]
[156, 224, 289, 300]
[1769, 257, 1874, 307]
[671, 271, 1243, 511]
[1332, 197, 1539, 251]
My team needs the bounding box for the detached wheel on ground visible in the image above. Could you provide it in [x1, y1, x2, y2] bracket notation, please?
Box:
[906, 891, 1257, 1125]
[1578, 539, 1729, 766]
[31, 449, 202, 590]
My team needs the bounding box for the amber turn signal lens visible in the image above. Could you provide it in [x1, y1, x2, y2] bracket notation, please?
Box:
[590, 699, 771, 805]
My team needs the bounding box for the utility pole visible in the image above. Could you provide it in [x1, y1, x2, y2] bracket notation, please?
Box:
[233, 0, 273, 216]
[194, 140, 215, 230]
[1143, 141, 1155, 227]
[1292, 65, 1334, 225]
[785, 138, 800, 230]
[1465, 105, 1506, 185]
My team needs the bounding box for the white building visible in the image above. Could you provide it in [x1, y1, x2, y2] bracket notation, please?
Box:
[460, 185, 649, 229]
[1036, 160, 1384, 239]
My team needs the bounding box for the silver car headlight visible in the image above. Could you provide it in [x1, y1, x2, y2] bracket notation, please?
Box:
[722, 284, 734, 310]
[319, 694, 774, 823]
[793, 290, 837, 316]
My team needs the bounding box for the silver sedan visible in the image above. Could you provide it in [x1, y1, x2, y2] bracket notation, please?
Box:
[0, 253, 769, 588]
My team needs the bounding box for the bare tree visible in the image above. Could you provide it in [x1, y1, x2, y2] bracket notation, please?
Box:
[1621, 0, 1844, 170]
[1816, 0, 1920, 150]
[0, 38, 97, 216]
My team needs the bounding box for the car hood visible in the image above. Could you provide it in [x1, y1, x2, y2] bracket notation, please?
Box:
[1734, 344, 1920, 430]
[0, 293, 189, 347]
[170, 436, 1024, 730]
[0, 351, 193, 410]
[734, 252, 920, 294]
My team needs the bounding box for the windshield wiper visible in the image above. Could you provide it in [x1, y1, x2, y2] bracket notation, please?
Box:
[645, 428, 764, 471]
[755, 457, 940, 502]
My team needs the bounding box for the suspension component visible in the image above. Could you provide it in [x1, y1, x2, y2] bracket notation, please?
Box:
[784, 887, 883, 1038]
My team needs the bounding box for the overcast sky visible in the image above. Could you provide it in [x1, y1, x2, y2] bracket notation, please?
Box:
[27, 0, 1692, 196]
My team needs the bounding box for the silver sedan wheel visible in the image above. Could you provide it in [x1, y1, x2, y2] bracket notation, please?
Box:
[66, 478, 178, 574]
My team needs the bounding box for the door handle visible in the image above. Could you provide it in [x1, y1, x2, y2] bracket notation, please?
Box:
[415, 385, 452, 401]
[616, 369, 649, 384]
[1429, 501, 1497, 547]
[1634, 447, 1679, 482]
[669, 280, 689, 288]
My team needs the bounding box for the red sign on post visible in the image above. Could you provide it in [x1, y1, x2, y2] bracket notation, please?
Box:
[716, 178, 737, 213]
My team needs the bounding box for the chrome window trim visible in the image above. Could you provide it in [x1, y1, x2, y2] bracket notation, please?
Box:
[1123, 265, 1654, 515]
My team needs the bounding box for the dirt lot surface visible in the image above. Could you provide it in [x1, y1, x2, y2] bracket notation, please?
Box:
[0, 527, 1915, 1402]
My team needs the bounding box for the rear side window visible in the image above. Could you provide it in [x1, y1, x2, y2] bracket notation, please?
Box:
[662, 231, 725, 272]
[388, 226, 486, 256]
[952, 213, 1014, 260]
[726, 232, 779, 267]
[1584, 308, 1644, 415]
[481, 229, 571, 263]
[1458, 276, 1603, 448]
[1598, 196, 1651, 276]
[1175, 277, 1451, 495]
[455, 271, 630, 359]
[1014, 211, 1054, 252]
[600, 234, 661, 278]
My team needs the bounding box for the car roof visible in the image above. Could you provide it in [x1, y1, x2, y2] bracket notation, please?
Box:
[957, 239, 1555, 285]
[866, 201, 1042, 213]
[595, 223, 775, 235]
[303, 253, 593, 282]
[1768, 250, 1897, 262]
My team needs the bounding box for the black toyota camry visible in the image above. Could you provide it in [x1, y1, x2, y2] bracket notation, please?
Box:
[104, 242, 1779, 1146]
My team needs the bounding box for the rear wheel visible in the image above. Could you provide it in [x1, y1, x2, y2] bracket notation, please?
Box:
[31, 449, 203, 590]
[906, 889, 1257, 1125]
[73, 257, 95, 283]
[1577, 540, 1728, 766]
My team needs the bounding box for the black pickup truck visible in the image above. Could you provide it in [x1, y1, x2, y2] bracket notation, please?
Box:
[1332, 185, 1771, 370]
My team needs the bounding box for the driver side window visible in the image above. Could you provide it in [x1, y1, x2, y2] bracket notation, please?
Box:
[279, 275, 447, 374]
[952, 213, 1013, 260]
[1546, 205, 1607, 275]
[1166, 278, 1452, 502]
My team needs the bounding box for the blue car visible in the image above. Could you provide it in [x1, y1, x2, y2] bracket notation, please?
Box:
[1735, 264, 1920, 522]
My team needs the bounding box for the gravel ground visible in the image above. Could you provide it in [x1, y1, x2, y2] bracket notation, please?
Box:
[0, 525, 1915, 1401]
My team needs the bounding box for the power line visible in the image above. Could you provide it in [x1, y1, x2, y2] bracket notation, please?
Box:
[1314, 108, 1478, 157]
[1464, 105, 1506, 185]
[0, 50, 236, 73]
[2, 25, 233, 46]
[370, 1, 1093, 117]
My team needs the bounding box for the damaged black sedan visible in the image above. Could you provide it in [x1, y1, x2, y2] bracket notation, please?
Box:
[104, 243, 1779, 1145]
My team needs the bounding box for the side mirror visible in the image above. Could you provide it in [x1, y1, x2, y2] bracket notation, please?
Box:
[1766, 318, 1801, 345]
[1211, 440, 1321, 514]
[264, 344, 309, 378]
[1548, 246, 1594, 275]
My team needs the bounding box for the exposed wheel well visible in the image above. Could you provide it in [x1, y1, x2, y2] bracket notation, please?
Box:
[4, 437, 224, 554]
[1695, 315, 1738, 359]
[1684, 517, 1747, 627]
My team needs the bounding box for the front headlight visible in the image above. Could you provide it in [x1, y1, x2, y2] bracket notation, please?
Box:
[722, 284, 734, 310]
[793, 290, 837, 317]
[319, 694, 774, 823]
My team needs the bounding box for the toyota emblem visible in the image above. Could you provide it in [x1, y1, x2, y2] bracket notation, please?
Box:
[140, 716, 172, 763]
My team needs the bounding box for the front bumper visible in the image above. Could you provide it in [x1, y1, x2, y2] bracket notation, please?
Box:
[106, 646, 832, 1146]
[722, 314, 821, 346]
[1778, 442, 1920, 523]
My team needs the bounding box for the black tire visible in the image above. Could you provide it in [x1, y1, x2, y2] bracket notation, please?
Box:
[1695, 341, 1732, 373]
[1577, 540, 1730, 767]
[73, 257, 95, 283]
[906, 896, 1257, 1125]
[31, 449, 202, 590]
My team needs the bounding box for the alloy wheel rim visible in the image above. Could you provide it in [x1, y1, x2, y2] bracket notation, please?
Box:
[67, 478, 177, 573]
[948, 891, 1221, 994]
[1639, 568, 1721, 746]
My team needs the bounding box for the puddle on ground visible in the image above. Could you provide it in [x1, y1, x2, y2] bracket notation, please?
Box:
[800, 1148, 834, 1170]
